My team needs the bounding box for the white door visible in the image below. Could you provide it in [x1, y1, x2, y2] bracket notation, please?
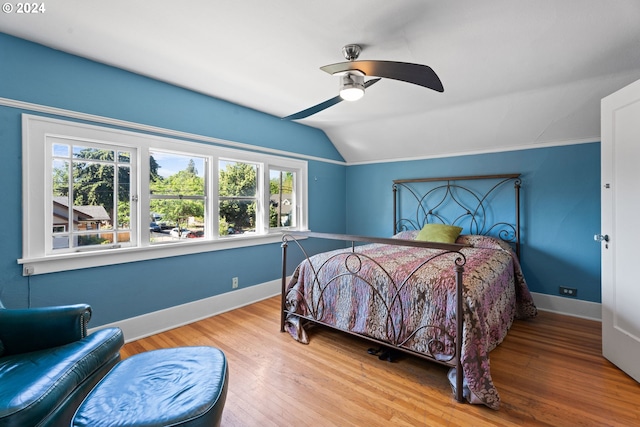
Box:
[600, 79, 640, 383]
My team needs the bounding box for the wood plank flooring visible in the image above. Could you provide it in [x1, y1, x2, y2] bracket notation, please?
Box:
[121, 297, 639, 426]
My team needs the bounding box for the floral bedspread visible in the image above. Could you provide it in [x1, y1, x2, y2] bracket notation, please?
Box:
[283, 234, 537, 409]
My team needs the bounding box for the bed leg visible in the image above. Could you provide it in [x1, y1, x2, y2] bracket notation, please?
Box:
[455, 264, 465, 403]
[280, 239, 288, 333]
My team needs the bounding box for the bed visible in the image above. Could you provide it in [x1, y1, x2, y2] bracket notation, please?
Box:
[280, 174, 537, 409]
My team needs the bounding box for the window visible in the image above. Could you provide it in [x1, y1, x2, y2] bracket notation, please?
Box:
[269, 168, 296, 229]
[219, 160, 259, 235]
[50, 138, 134, 253]
[149, 151, 207, 242]
[20, 115, 308, 275]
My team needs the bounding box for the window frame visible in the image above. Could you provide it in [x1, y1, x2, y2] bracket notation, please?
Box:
[268, 166, 299, 231]
[48, 136, 137, 254]
[218, 158, 262, 236]
[20, 114, 308, 275]
[148, 149, 209, 242]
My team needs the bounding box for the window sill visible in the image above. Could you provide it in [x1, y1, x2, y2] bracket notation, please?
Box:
[18, 233, 292, 276]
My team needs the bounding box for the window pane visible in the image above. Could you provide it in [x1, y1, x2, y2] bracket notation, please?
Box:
[117, 165, 131, 229]
[219, 160, 258, 236]
[116, 231, 131, 244]
[52, 234, 69, 250]
[50, 139, 132, 252]
[73, 146, 114, 161]
[149, 151, 206, 244]
[219, 200, 256, 235]
[77, 233, 111, 247]
[52, 143, 69, 157]
[52, 158, 70, 243]
[150, 152, 205, 196]
[72, 162, 113, 232]
[219, 161, 257, 196]
[269, 170, 296, 228]
[153, 199, 205, 239]
[52, 159, 69, 195]
[118, 151, 131, 163]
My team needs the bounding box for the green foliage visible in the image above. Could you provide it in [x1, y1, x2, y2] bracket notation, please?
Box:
[60, 151, 267, 237]
[150, 161, 205, 229]
[117, 200, 130, 228]
[219, 218, 230, 236]
[149, 155, 161, 182]
[77, 234, 110, 246]
[219, 162, 256, 196]
[269, 205, 279, 227]
[68, 148, 131, 222]
[270, 171, 293, 194]
[52, 163, 69, 197]
[219, 162, 257, 233]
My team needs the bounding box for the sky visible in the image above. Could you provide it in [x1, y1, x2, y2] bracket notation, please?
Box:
[151, 151, 205, 178]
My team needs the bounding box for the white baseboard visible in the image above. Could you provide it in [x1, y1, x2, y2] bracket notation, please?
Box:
[91, 279, 281, 342]
[91, 285, 600, 343]
[531, 292, 602, 321]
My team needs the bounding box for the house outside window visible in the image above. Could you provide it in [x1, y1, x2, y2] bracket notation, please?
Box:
[20, 115, 308, 275]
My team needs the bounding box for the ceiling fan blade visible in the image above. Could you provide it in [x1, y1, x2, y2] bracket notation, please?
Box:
[282, 78, 382, 121]
[321, 60, 444, 92]
[364, 77, 382, 88]
[281, 95, 343, 120]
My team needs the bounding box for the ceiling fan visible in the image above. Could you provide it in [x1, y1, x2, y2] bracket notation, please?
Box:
[282, 44, 444, 121]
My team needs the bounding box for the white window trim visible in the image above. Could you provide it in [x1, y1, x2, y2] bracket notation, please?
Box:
[267, 166, 300, 231]
[19, 114, 308, 276]
[47, 135, 138, 254]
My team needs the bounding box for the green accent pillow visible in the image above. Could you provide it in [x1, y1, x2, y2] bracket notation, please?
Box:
[415, 223, 463, 243]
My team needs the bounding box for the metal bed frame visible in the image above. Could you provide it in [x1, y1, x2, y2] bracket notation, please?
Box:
[280, 174, 521, 404]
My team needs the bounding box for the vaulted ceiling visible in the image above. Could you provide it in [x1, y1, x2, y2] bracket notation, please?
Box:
[2, 0, 640, 163]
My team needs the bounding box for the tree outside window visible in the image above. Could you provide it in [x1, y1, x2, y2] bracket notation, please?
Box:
[149, 152, 205, 241]
[218, 160, 257, 235]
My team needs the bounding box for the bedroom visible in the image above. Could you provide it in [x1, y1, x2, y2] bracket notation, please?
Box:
[1, 1, 639, 425]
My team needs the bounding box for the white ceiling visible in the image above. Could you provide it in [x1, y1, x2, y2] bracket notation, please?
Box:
[2, 0, 640, 163]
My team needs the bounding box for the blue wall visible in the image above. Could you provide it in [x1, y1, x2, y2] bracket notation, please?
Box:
[0, 33, 347, 324]
[345, 144, 602, 303]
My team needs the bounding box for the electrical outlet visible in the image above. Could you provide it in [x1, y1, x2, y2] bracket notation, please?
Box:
[24, 265, 34, 276]
[559, 286, 577, 297]
[232, 277, 239, 289]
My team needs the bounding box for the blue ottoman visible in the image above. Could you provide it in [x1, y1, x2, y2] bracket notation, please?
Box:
[72, 346, 228, 427]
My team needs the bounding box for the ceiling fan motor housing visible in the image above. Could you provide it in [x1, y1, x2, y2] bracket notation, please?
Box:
[342, 44, 362, 61]
[339, 73, 365, 101]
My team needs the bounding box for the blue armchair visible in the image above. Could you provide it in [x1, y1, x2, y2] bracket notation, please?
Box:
[0, 298, 124, 427]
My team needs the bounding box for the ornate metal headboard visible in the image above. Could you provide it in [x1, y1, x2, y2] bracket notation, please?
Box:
[393, 174, 522, 257]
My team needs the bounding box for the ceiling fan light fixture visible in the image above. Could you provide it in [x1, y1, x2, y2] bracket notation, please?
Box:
[339, 73, 365, 101]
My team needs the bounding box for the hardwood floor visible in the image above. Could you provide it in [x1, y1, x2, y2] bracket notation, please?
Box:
[121, 297, 639, 427]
